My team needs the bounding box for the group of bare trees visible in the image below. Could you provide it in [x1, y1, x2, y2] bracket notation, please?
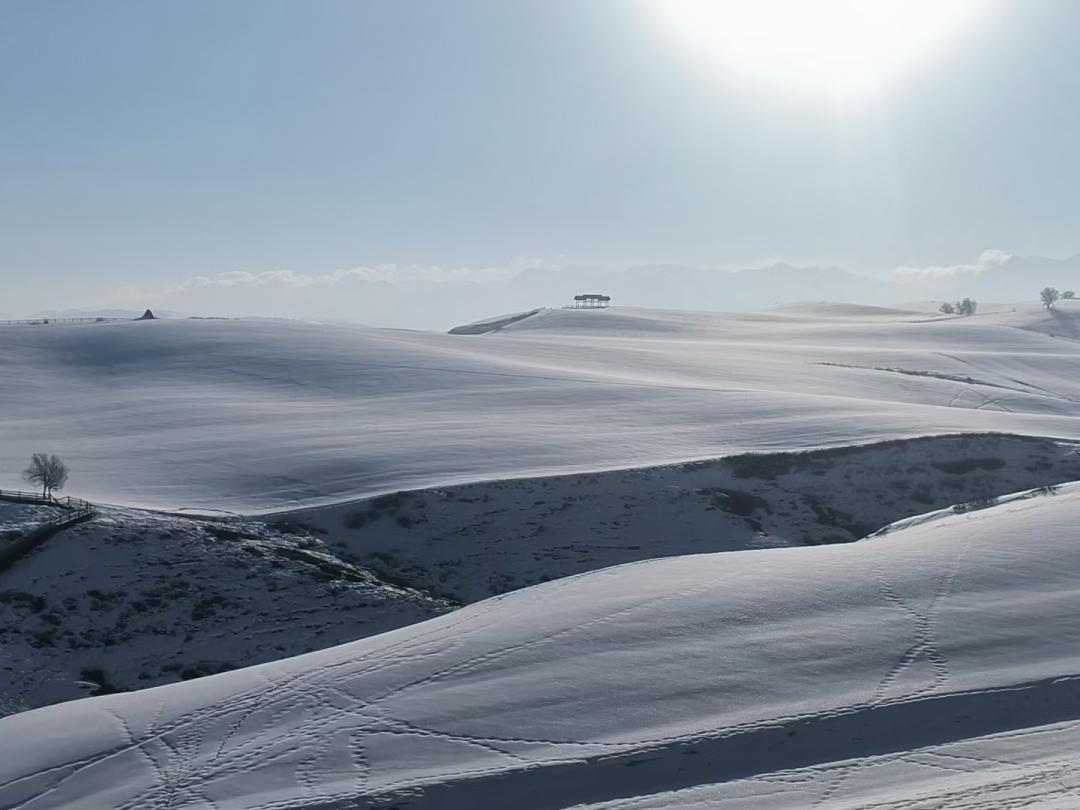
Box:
[939, 297, 978, 316]
[1040, 288, 1076, 309]
[941, 289, 1078, 314]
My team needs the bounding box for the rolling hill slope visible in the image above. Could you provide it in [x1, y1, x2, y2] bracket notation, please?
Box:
[2, 303, 1080, 512]
[3, 482, 1080, 809]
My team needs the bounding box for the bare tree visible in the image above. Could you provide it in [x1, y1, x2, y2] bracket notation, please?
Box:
[1064, 291, 1076, 300]
[23, 453, 69, 499]
[939, 302, 956, 314]
[958, 297, 978, 316]
[1041, 287, 1060, 309]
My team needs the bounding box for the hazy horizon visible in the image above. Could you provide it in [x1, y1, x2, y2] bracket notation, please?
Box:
[7, 249, 1080, 330]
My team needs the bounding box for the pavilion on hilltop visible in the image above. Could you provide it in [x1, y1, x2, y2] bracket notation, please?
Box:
[568, 294, 612, 309]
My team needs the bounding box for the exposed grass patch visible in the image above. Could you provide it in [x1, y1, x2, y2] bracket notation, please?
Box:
[270, 519, 327, 536]
[0, 591, 46, 612]
[931, 457, 1007, 475]
[702, 488, 769, 517]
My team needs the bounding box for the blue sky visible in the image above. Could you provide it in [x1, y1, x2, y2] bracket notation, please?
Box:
[3, 1, 1080, 323]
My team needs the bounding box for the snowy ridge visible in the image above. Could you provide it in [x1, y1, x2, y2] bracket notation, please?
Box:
[869, 480, 1064, 538]
[3, 483, 1080, 808]
[3, 304, 1080, 511]
[446, 308, 544, 334]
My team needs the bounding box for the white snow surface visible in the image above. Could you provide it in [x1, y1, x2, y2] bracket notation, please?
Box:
[3, 304, 1080, 512]
[3, 483, 1080, 808]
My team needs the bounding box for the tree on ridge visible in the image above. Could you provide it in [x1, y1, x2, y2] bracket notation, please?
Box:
[23, 453, 69, 499]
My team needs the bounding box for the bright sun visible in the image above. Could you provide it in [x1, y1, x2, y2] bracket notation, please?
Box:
[649, 0, 990, 99]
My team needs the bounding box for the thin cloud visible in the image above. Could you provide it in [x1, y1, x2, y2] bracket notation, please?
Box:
[166, 264, 520, 294]
[891, 249, 1012, 282]
[109, 260, 560, 327]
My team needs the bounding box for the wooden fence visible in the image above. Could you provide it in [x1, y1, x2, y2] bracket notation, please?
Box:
[0, 490, 95, 527]
[0, 490, 96, 573]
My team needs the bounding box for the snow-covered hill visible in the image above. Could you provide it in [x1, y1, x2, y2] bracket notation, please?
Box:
[5, 433, 1078, 716]
[4, 482, 1080, 809]
[3, 303, 1080, 512]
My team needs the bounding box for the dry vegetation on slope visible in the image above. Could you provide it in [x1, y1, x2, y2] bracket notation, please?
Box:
[3, 432, 1078, 714]
[294, 433, 1080, 602]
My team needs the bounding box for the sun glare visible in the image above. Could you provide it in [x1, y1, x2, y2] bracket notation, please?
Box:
[649, 0, 990, 99]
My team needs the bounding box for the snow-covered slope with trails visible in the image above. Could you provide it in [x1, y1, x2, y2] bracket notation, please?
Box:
[3, 303, 1080, 512]
[6, 433, 1080, 716]
[3, 483, 1080, 809]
